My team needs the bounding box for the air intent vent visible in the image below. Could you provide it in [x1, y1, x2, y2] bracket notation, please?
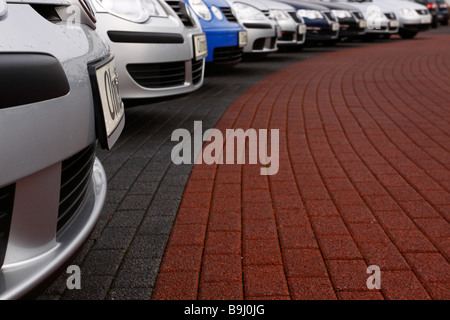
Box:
[384, 12, 396, 20]
[213, 46, 243, 64]
[0, 184, 15, 268]
[165, 0, 194, 27]
[220, 7, 237, 22]
[58, 143, 96, 232]
[127, 61, 186, 88]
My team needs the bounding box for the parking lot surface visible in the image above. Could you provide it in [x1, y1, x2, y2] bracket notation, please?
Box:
[40, 28, 450, 300]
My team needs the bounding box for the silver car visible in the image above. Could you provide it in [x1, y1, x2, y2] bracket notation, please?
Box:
[320, 0, 400, 39]
[375, 0, 433, 39]
[254, 0, 307, 47]
[0, 0, 124, 299]
[91, 0, 207, 101]
[225, 0, 280, 54]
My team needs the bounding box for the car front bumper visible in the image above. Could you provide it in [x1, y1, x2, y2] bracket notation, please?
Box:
[95, 13, 205, 100]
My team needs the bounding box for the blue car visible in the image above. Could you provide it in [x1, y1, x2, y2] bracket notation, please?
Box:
[186, 0, 248, 67]
[280, 0, 340, 45]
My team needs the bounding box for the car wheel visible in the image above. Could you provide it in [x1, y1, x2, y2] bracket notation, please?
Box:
[442, 19, 448, 26]
[399, 30, 417, 39]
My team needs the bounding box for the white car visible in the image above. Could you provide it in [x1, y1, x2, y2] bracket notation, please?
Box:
[253, 0, 307, 47]
[225, 0, 280, 54]
[374, 0, 432, 38]
[320, 0, 400, 39]
[0, 0, 124, 299]
[91, 0, 207, 102]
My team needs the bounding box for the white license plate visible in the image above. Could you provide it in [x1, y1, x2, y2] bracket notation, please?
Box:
[193, 34, 208, 60]
[359, 20, 367, 29]
[421, 17, 432, 24]
[389, 20, 399, 28]
[332, 22, 340, 31]
[298, 24, 307, 34]
[90, 57, 124, 150]
[239, 30, 248, 47]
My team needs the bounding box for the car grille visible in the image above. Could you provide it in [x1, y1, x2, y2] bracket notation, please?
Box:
[323, 12, 337, 22]
[0, 184, 15, 268]
[416, 9, 429, 15]
[220, 7, 237, 22]
[127, 61, 186, 88]
[165, 0, 194, 27]
[288, 11, 301, 23]
[213, 46, 243, 64]
[191, 59, 203, 85]
[57, 143, 96, 232]
[384, 12, 396, 20]
[280, 31, 295, 41]
[253, 37, 276, 51]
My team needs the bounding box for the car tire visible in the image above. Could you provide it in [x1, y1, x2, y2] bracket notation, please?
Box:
[399, 30, 418, 39]
[442, 19, 448, 26]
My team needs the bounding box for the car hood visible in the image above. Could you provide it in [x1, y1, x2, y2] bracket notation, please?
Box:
[280, 0, 330, 10]
[225, 0, 270, 10]
[253, 0, 296, 11]
[372, 0, 429, 11]
[305, 0, 360, 11]
[203, 0, 232, 8]
[6, 0, 70, 4]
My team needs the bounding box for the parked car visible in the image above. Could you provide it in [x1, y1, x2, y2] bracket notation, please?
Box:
[320, 0, 399, 40]
[435, 0, 449, 25]
[253, 0, 307, 48]
[310, 0, 367, 41]
[225, 0, 280, 55]
[409, 0, 439, 27]
[373, 0, 432, 39]
[185, 0, 248, 67]
[279, 0, 340, 45]
[0, 0, 124, 299]
[91, 0, 207, 102]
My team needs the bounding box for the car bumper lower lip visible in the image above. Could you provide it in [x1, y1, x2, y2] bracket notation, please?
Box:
[0, 158, 106, 300]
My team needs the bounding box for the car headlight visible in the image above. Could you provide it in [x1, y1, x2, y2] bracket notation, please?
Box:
[399, 8, 417, 17]
[297, 9, 323, 20]
[331, 9, 352, 19]
[270, 9, 290, 21]
[211, 5, 223, 20]
[0, 0, 7, 18]
[188, 0, 212, 21]
[232, 2, 268, 21]
[95, 0, 167, 23]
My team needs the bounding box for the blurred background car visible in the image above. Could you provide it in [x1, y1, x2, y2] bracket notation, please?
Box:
[436, 0, 449, 25]
[185, 0, 247, 68]
[409, 0, 439, 27]
[0, 0, 124, 299]
[279, 0, 340, 46]
[225, 0, 280, 55]
[311, 0, 367, 42]
[373, 0, 432, 39]
[253, 0, 307, 48]
[321, 0, 399, 40]
[92, 0, 207, 103]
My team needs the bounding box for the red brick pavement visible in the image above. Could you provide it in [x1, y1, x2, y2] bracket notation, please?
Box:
[152, 35, 450, 300]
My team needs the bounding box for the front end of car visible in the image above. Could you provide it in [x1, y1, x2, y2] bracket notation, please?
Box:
[225, 0, 280, 54]
[256, 0, 306, 47]
[315, 1, 367, 40]
[283, 1, 340, 43]
[92, 0, 207, 101]
[186, 0, 247, 67]
[373, 0, 432, 38]
[436, 0, 449, 25]
[0, 0, 124, 299]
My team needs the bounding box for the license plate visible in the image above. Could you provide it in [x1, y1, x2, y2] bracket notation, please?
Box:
[332, 22, 340, 31]
[421, 17, 432, 24]
[193, 34, 207, 60]
[359, 20, 367, 29]
[89, 56, 125, 150]
[389, 20, 399, 28]
[238, 30, 248, 47]
[298, 24, 306, 34]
